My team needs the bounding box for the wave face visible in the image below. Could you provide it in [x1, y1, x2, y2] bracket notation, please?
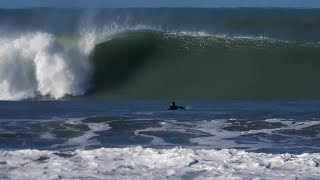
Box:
[1, 8, 320, 100]
[90, 30, 320, 100]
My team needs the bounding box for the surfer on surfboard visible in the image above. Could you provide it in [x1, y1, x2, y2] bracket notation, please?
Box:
[169, 101, 185, 110]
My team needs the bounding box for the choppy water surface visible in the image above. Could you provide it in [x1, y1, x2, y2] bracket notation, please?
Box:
[1, 101, 320, 179]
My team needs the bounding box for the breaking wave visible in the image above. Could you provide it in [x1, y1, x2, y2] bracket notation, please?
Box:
[1, 8, 320, 100]
[1, 29, 320, 100]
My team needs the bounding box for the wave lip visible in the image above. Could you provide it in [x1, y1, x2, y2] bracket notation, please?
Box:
[0, 147, 319, 179]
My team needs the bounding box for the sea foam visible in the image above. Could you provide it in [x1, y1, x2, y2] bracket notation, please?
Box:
[0, 147, 319, 179]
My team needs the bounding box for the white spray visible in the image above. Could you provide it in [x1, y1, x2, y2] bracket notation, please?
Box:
[0, 32, 94, 100]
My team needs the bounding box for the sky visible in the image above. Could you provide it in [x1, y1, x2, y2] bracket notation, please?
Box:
[1, 0, 320, 8]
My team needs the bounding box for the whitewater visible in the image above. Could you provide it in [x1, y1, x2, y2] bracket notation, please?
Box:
[0, 30, 97, 100]
[1, 147, 320, 179]
[1, 8, 320, 179]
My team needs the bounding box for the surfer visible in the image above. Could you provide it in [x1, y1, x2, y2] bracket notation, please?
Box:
[169, 101, 185, 110]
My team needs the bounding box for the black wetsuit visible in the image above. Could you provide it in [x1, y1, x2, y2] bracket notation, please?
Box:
[169, 105, 185, 110]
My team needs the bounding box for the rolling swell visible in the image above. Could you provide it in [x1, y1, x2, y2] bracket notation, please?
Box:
[88, 30, 320, 100]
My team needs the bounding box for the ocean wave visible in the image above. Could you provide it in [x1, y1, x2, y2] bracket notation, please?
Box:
[1, 27, 320, 100]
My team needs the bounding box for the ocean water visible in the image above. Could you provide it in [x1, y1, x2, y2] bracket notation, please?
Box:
[1, 8, 320, 179]
[1, 101, 320, 179]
